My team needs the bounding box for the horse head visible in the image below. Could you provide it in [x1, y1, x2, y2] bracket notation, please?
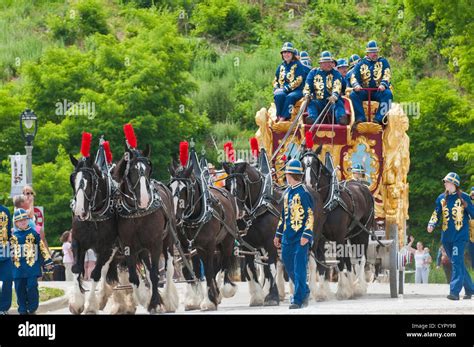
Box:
[223, 161, 262, 220]
[168, 160, 196, 221]
[300, 143, 326, 188]
[70, 154, 104, 221]
[113, 143, 153, 210]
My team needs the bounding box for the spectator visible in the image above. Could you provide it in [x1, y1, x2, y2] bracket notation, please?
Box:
[407, 236, 429, 284]
[423, 247, 432, 281]
[84, 249, 96, 281]
[60, 230, 74, 281]
[436, 244, 452, 284]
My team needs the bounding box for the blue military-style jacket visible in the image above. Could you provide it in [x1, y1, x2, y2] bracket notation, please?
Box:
[0, 205, 12, 281]
[350, 56, 391, 89]
[303, 68, 343, 100]
[10, 224, 52, 279]
[273, 60, 308, 93]
[428, 192, 474, 243]
[275, 183, 314, 245]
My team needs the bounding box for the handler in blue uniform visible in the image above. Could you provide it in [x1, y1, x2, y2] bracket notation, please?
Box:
[300, 51, 312, 72]
[0, 204, 12, 314]
[427, 173, 474, 300]
[274, 159, 314, 309]
[303, 51, 347, 125]
[336, 58, 349, 95]
[273, 42, 308, 122]
[10, 209, 53, 314]
[349, 41, 393, 124]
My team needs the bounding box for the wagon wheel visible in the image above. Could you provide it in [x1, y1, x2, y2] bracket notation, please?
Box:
[388, 222, 399, 298]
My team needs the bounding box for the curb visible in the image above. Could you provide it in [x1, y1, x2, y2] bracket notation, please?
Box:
[37, 295, 68, 313]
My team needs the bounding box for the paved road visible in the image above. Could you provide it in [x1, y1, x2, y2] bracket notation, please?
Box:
[40, 281, 473, 314]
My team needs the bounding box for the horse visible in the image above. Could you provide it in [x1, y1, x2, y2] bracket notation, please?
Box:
[68, 154, 119, 314]
[113, 144, 179, 313]
[169, 160, 239, 311]
[301, 144, 373, 300]
[223, 161, 283, 306]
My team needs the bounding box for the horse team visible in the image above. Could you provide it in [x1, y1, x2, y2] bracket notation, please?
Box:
[68, 124, 373, 314]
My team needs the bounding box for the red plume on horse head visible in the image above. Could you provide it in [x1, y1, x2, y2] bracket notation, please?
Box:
[179, 141, 189, 167]
[224, 141, 235, 163]
[80, 132, 92, 158]
[250, 137, 259, 159]
[123, 123, 137, 149]
[305, 131, 314, 150]
[103, 141, 113, 164]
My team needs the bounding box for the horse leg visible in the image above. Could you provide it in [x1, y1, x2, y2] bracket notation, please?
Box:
[246, 254, 264, 306]
[85, 248, 117, 313]
[220, 236, 238, 299]
[275, 259, 286, 301]
[199, 248, 219, 311]
[182, 254, 204, 311]
[336, 245, 352, 300]
[263, 247, 279, 306]
[147, 246, 164, 314]
[68, 248, 86, 315]
[161, 250, 179, 313]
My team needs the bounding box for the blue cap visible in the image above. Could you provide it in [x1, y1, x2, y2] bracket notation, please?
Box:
[13, 208, 29, 223]
[337, 58, 349, 68]
[442, 172, 460, 187]
[300, 51, 310, 60]
[285, 159, 304, 174]
[281, 42, 297, 54]
[319, 51, 334, 63]
[349, 54, 361, 67]
[351, 163, 365, 174]
[366, 40, 380, 53]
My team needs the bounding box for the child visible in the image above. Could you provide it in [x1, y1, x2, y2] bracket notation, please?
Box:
[10, 209, 53, 314]
[60, 230, 74, 281]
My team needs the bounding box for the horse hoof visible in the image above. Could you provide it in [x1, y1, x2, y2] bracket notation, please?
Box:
[200, 300, 217, 311]
[184, 304, 200, 311]
[69, 304, 84, 315]
[249, 301, 264, 307]
[263, 299, 279, 306]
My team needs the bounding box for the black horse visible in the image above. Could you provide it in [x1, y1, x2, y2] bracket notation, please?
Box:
[301, 144, 373, 300]
[69, 154, 118, 314]
[223, 161, 284, 306]
[113, 145, 178, 313]
[169, 161, 238, 311]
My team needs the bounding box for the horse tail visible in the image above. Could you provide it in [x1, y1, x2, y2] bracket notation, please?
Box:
[106, 257, 119, 285]
[77, 273, 85, 294]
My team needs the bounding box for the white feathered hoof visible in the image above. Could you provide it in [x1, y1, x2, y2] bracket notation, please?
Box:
[68, 287, 85, 315]
[276, 262, 286, 301]
[315, 276, 332, 302]
[148, 304, 165, 315]
[84, 295, 99, 315]
[98, 282, 113, 310]
[221, 282, 238, 298]
[200, 296, 217, 311]
[336, 272, 352, 301]
[184, 283, 203, 311]
[248, 281, 264, 307]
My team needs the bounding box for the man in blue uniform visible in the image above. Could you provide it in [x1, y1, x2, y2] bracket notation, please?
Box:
[273, 42, 308, 122]
[303, 51, 347, 125]
[10, 209, 53, 314]
[336, 58, 349, 95]
[350, 163, 369, 185]
[346, 54, 360, 90]
[427, 173, 474, 300]
[0, 204, 12, 314]
[349, 41, 393, 124]
[274, 159, 314, 309]
[300, 51, 312, 72]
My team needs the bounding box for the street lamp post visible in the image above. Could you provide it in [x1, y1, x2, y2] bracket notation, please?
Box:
[19, 109, 38, 186]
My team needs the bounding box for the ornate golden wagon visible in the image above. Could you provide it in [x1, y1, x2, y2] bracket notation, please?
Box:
[255, 94, 410, 297]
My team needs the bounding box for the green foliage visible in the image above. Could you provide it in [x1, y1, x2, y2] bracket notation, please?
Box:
[191, 0, 261, 44]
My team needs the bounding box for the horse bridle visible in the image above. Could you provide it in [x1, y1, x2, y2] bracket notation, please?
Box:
[301, 151, 331, 192]
[170, 175, 202, 221]
[119, 153, 154, 212]
[227, 170, 263, 217]
[71, 165, 110, 220]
